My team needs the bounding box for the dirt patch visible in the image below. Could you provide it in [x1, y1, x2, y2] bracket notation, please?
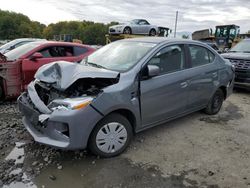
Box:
[199, 102, 243, 124]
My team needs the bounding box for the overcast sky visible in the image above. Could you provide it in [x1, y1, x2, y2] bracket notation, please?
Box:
[1, 0, 250, 33]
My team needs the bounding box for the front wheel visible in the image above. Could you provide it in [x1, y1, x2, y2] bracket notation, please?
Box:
[204, 89, 224, 115]
[123, 27, 132, 35]
[88, 113, 133, 158]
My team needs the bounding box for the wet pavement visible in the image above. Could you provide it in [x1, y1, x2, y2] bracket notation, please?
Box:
[0, 89, 250, 188]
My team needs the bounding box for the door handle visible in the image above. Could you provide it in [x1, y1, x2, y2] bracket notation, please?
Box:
[180, 82, 188, 88]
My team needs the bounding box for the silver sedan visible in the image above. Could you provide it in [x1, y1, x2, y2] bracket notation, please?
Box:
[109, 19, 159, 36]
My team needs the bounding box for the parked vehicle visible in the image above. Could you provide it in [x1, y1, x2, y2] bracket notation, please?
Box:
[202, 41, 220, 52]
[192, 25, 240, 51]
[18, 38, 234, 157]
[222, 39, 250, 89]
[0, 38, 46, 54]
[0, 41, 95, 100]
[109, 19, 159, 36]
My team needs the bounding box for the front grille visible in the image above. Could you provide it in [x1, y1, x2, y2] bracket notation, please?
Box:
[229, 59, 250, 70]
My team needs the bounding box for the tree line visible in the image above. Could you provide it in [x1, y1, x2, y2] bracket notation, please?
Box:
[0, 9, 118, 45]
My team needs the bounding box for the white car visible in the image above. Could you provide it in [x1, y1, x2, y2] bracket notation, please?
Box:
[0, 38, 46, 54]
[109, 19, 159, 36]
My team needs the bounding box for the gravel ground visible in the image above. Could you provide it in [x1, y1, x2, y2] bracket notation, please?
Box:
[0, 89, 250, 188]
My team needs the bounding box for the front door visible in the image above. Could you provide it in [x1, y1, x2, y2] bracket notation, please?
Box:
[140, 44, 190, 127]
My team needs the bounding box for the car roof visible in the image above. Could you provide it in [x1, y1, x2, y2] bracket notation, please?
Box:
[122, 37, 202, 45]
[28, 41, 91, 47]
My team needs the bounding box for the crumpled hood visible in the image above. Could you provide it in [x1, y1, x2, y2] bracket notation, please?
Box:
[35, 61, 119, 90]
[222, 52, 250, 61]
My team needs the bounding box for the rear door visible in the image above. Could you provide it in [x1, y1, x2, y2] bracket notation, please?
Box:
[21, 45, 76, 86]
[140, 44, 190, 127]
[186, 44, 218, 109]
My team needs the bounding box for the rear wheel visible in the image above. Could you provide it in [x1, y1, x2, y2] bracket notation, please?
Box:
[123, 27, 132, 35]
[89, 113, 133, 158]
[149, 29, 157, 36]
[204, 89, 224, 115]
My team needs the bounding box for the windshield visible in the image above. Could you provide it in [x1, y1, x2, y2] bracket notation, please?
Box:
[130, 19, 139, 24]
[5, 42, 41, 61]
[0, 39, 20, 50]
[229, 40, 250, 52]
[81, 41, 156, 72]
[0, 39, 19, 49]
[215, 27, 228, 38]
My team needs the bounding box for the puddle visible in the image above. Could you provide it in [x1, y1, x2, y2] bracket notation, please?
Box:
[2, 143, 218, 188]
[5, 142, 25, 164]
[33, 157, 218, 188]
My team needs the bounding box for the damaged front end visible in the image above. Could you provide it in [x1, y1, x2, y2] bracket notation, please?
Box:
[18, 61, 119, 149]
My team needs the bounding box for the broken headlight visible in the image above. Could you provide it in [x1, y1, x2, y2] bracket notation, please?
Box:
[48, 97, 93, 111]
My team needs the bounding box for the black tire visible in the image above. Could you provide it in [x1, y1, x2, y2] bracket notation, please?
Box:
[123, 27, 132, 35]
[149, 29, 156, 36]
[204, 89, 224, 115]
[88, 113, 133, 158]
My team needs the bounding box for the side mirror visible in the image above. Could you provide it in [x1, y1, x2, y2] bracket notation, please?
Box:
[141, 65, 160, 80]
[148, 65, 160, 77]
[30, 52, 43, 61]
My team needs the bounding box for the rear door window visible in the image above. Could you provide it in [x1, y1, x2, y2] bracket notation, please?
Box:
[189, 45, 215, 67]
[74, 46, 88, 56]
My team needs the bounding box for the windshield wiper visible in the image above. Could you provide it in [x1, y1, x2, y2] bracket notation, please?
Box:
[242, 51, 250, 53]
[87, 62, 107, 69]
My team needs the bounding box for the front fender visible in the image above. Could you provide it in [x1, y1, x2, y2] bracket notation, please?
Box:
[91, 91, 141, 131]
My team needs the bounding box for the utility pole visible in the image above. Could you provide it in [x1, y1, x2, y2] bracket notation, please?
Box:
[174, 11, 178, 38]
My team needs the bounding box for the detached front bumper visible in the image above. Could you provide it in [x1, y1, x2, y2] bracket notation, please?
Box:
[18, 92, 103, 150]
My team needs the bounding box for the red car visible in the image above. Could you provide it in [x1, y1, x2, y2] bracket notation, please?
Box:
[0, 41, 95, 100]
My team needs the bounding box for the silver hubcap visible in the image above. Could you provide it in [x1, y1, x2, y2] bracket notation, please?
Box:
[96, 122, 128, 153]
